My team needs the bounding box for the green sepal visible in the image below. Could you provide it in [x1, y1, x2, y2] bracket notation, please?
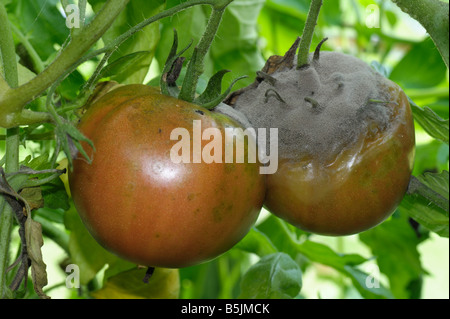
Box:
[178, 46, 200, 102]
[194, 69, 230, 106]
[55, 121, 95, 169]
[97, 51, 153, 81]
[196, 73, 248, 110]
[160, 29, 193, 97]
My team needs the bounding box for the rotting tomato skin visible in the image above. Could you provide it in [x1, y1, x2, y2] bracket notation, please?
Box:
[69, 84, 265, 268]
[264, 82, 415, 236]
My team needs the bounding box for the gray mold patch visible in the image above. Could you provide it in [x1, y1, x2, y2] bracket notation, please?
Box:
[232, 51, 394, 163]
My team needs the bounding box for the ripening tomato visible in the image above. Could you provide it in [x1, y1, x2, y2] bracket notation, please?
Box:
[69, 84, 265, 268]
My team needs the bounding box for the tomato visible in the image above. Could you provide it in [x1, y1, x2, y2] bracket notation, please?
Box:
[69, 84, 265, 268]
[230, 51, 415, 236]
[264, 82, 415, 235]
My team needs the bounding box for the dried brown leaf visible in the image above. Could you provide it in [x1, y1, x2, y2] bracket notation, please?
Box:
[25, 217, 50, 299]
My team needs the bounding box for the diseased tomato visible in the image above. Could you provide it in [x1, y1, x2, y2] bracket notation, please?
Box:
[230, 50, 415, 236]
[69, 84, 265, 268]
[264, 83, 415, 235]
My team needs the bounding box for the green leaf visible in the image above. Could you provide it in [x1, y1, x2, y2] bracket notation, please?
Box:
[410, 98, 449, 144]
[413, 140, 449, 177]
[418, 171, 449, 202]
[16, 63, 36, 86]
[156, 4, 207, 68]
[88, 0, 165, 84]
[320, 0, 341, 26]
[40, 177, 70, 211]
[34, 207, 65, 224]
[294, 239, 394, 299]
[400, 171, 449, 237]
[21, 153, 51, 170]
[391, 0, 449, 68]
[384, 10, 398, 28]
[254, 216, 389, 298]
[258, 2, 308, 56]
[213, 0, 266, 55]
[18, 154, 70, 211]
[239, 252, 302, 299]
[211, 0, 266, 90]
[236, 227, 278, 257]
[297, 240, 367, 269]
[359, 212, 424, 299]
[256, 215, 367, 268]
[91, 267, 180, 299]
[6, 0, 68, 61]
[58, 70, 86, 101]
[343, 266, 394, 299]
[256, 215, 305, 258]
[264, 0, 310, 19]
[199, 74, 247, 110]
[98, 51, 153, 81]
[390, 38, 447, 89]
[194, 69, 230, 106]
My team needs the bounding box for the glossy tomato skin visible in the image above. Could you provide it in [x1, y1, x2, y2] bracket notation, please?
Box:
[69, 84, 265, 268]
[264, 82, 415, 236]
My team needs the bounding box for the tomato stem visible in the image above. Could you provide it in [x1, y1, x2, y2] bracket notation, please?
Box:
[0, 2, 20, 298]
[179, 6, 228, 102]
[0, 4, 18, 88]
[142, 267, 155, 284]
[297, 0, 323, 69]
[0, 0, 233, 128]
[9, 22, 45, 74]
[0, 0, 130, 128]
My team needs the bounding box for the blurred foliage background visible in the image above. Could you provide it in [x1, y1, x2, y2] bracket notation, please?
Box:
[1, 0, 448, 299]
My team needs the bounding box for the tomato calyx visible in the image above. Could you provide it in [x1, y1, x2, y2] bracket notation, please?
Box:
[160, 29, 247, 110]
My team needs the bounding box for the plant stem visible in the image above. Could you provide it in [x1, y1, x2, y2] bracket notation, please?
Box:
[179, 6, 226, 102]
[0, 199, 13, 298]
[9, 23, 45, 74]
[88, 0, 226, 60]
[3, 110, 53, 128]
[79, 0, 87, 28]
[0, 0, 229, 128]
[391, 0, 449, 68]
[0, 131, 54, 141]
[0, 3, 18, 88]
[0, 2, 21, 298]
[297, 0, 323, 68]
[0, 0, 129, 128]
